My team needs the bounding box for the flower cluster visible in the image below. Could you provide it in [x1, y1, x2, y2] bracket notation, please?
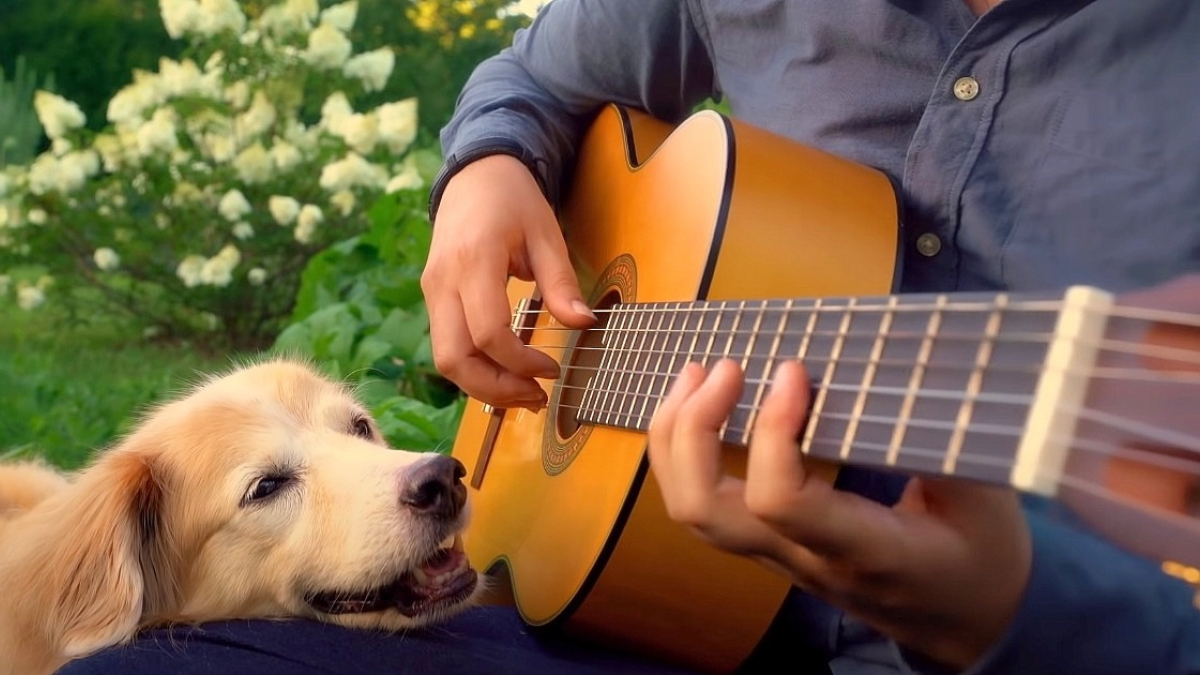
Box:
[0, 0, 425, 347]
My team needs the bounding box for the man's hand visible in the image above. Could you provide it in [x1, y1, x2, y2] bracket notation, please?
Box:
[647, 359, 1032, 669]
[421, 154, 596, 409]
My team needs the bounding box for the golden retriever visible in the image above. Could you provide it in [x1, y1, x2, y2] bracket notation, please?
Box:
[0, 358, 480, 675]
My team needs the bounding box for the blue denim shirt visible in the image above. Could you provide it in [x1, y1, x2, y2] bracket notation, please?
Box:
[436, 1, 1200, 672]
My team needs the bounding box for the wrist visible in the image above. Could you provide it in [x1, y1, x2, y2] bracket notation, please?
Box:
[429, 139, 548, 223]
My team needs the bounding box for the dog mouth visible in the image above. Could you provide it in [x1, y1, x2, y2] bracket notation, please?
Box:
[305, 534, 478, 618]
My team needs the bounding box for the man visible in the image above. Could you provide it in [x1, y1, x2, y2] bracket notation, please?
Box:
[68, 1, 1199, 672]
[419, 0, 1200, 672]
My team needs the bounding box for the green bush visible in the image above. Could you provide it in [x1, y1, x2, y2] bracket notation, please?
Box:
[0, 0, 424, 349]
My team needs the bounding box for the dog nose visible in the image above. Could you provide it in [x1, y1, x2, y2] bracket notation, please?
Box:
[400, 455, 467, 519]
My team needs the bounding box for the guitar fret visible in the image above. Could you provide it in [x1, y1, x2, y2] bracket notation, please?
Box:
[600, 307, 635, 425]
[943, 294, 1008, 475]
[645, 302, 688, 427]
[635, 304, 672, 428]
[719, 301, 748, 441]
[623, 305, 661, 428]
[886, 295, 945, 467]
[744, 299, 791, 446]
[841, 296, 897, 459]
[699, 302, 725, 368]
[626, 305, 655, 425]
[801, 297, 859, 456]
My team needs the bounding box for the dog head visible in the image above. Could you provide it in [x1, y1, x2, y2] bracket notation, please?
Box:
[11, 358, 479, 663]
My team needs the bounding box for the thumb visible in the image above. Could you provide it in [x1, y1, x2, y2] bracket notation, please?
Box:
[527, 228, 595, 329]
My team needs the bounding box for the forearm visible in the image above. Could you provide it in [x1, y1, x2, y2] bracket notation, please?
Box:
[433, 0, 716, 215]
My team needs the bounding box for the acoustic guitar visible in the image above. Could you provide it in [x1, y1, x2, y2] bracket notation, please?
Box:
[449, 104, 1200, 673]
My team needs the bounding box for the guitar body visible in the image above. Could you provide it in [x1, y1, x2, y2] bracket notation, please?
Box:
[451, 105, 902, 672]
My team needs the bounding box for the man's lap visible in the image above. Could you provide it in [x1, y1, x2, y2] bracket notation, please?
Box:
[56, 606, 702, 675]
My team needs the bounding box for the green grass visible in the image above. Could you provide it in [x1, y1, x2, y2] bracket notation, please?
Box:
[0, 302, 242, 469]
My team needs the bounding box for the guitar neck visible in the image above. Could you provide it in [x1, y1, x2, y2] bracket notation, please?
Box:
[575, 286, 1114, 496]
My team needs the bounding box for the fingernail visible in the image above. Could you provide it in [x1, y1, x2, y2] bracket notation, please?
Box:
[571, 300, 597, 320]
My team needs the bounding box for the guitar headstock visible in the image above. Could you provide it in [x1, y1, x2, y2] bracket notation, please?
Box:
[1058, 273, 1200, 577]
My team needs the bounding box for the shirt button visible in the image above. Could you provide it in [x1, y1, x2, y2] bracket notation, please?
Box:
[953, 76, 980, 101]
[916, 233, 942, 257]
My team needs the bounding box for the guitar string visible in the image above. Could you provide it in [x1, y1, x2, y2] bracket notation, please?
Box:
[537, 380, 1200, 460]
[514, 300, 1200, 329]
[789, 433, 1200, 479]
[516, 324, 1200, 371]
[539, 343, 1200, 380]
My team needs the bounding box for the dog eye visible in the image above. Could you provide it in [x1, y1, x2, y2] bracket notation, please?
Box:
[350, 416, 374, 439]
[245, 475, 291, 504]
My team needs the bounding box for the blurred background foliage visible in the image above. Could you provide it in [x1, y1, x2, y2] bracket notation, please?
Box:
[0, 0, 530, 141]
[1, 0, 539, 465]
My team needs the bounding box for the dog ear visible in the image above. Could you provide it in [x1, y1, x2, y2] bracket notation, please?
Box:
[40, 448, 171, 658]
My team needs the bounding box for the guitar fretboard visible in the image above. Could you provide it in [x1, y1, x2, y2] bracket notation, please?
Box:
[574, 289, 1106, 491]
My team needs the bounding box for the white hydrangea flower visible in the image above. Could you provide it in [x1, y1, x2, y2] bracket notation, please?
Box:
[247, 267, 267, 285]
[386, 163, 423, 193]
[177, 255, 206, 287]
[303, 23, 352, 69]
[269, 195, 301, 225]
[136, 108, 180, 157]
[269, 140, 303, 173]
[199, 244, 241, 287]
[343, 48, 394, 93]
[92, 133, 125, 172]
[93, 247, 121, 271]
[293, 203, 323, 244]
[319, 152, 387, 192]
[159, 0, 202, 38]
[330, 189, 355, 216]
[236, 91, 277, 142]
[33, 91, 86, 140]
[339, 112, 378, 154]
[196, 0, 247, 37]
[202, 133, 237, 162]
[107, 75, 162, 127]
[319, 92, 354, 135]
[218, 189, 252, 221]
[233, 143, 273, 184]
[224, 80, 251, 110]
[26, 208, 47, 225]
[232, 221, 255, 239]
[321, 1, 358, 31]
[376, 98, 418, 153]
[16, 284, 45, 310]
[157, 58, 210, 99]
[258, 0, 317, 36]
[27, 150, 99, 195]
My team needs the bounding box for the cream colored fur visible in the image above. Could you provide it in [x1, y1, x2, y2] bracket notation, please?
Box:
[0, 358, 478, 675]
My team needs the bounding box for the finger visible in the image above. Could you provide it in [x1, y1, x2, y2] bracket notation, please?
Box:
[526, 221, 596, 330]
[665, 360, 745, 525]
[744, 360, 904, 563]
[459, 256, 561, 383]
[648, 362, 707, 499]
[426, 290, 548, 408]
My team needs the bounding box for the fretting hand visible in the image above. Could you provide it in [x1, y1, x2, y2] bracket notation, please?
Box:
[647, 358, 1032, 669]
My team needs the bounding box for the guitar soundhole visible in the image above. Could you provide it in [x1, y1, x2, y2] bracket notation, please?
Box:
[555, 288, 622, 440]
